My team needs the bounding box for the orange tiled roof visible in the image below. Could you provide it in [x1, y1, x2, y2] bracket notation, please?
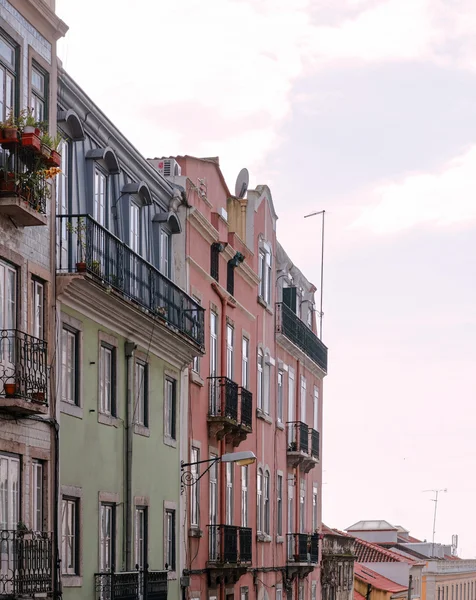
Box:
[354, 563, 408, 593]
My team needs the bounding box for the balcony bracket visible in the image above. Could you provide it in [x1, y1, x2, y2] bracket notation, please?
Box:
[206, 566, 248, 588]
[286, 451, 305, 469]
[300, 456, 318, 474]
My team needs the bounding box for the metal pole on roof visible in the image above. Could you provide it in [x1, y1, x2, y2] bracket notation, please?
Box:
[423, 488, 447, 554]
[304, 210, 326, 339]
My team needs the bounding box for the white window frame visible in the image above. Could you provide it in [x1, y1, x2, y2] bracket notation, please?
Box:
[32, 460, 43, 531]
[31, 279, 44, 340]
[192, 296, 201, 373]
[299, 479, 305, 533]
[164, 508, 175, 570]
[258, 245, 272, 304]
[313, 386, 319, 431]
[134, 506, 146, 569]
[190, 447, 199, 527]
[93, 167, 107, 227]
[276, 473, 283, 536]
[312, 486, 318, 531]
[61, 327, 78, 405]
[164, 377, 176, 440]
[226, 324, 234, 380]
[263, 358, 270, 415]
[257, 468, 263, 533]
[160, 229, 170, 277]
[135, 360, 147, 426]
[225, 462, 234, 525]
[263, 470, 270, 535]
[99, 344, 114, 415]
[99, 503, 114, 572]
[257, 349, 264, 411]
[0, 259, 16, 331]
[31, 63, 46, 123]
[209, 454, 218, 559]
[130, 202, 140, 253]
[0, 453, 19, 529]
[277, 370, 284, 423]
[300, 375, 306, 424]
[241, 465, 248, 527]
[61, 497, 78, 575]
[241, 336, 249, 389]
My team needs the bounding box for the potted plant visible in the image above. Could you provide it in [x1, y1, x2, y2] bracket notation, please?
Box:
[90, 259, 101, 275]
[23, 109, 38, 134]
[4, 381, 17, 396]
[0, 169, 16, 193]
[66, 217, 87, 271]
[32, 391, 45, 403]
[0, 109, 19, 143]
[21, 109, 41, 152]
[48, 132, 62, 167]
[40, 132, 53, 159]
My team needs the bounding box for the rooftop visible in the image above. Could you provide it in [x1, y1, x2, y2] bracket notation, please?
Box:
[354, 564, 408, 593]
[347, 520, 398, 532]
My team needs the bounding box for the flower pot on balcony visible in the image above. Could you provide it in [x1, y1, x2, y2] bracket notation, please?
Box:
[4, 382, 17, 397]
[76, 261, 87, 273]
[47, 150, 61, 167]
[0, 175, 16, 193]
[21, 132, 41, 152]
[40, 143, 51, 159]
[32, 391, 45, 403]
[1, 126, 19, 142]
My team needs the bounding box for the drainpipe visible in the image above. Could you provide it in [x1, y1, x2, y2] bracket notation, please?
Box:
[125, 341, 137, 571]
[294, 359, 301, 600]
[408, 574, 413, 600]
[366, 584, 372, 600]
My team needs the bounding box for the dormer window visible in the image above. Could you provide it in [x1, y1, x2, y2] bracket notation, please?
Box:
[160, 229, 170, 277]
[130, 202, 140, 253]
[93, 167, 107, 227]
[258, 243, 272, 304]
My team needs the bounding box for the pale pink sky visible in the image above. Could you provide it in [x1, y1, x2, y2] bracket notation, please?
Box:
[57, 0, 476, 556]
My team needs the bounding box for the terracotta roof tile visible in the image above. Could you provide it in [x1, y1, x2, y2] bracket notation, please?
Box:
[354, 564, 408, 593]
[334, 531, 423, 565]
[354, 591, 367, 600]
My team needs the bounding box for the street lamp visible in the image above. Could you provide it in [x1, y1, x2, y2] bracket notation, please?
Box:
[181, 451, 256, 490]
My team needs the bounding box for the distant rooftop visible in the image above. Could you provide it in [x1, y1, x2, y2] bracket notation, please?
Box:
[354, 564, 408, 594]
[347, 520, 398, 532]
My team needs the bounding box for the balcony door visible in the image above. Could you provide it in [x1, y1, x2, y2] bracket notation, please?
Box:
[209, 454, 218, 560]
[0, 454, 20, 591]
[287, 370, 295, 445]
[129, 202, 140, 300]
[55, 141, 69, 269]
[0, 261, 16, 385]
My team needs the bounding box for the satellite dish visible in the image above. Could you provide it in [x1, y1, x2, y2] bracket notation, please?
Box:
[235, 168, 249, 199]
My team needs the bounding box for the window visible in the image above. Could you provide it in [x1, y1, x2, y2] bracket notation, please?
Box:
[299, 479, 305, 533]
[190, 447, 199, 527]
[0, 34, 16, 121]
[226, 324, 234, 380]
[258, 247, 272, 303]
[240, 588, 249, 600]
[264, 359, 270, 415]
[32, 460, 43, 531]
[242, 337, 249, 389]
[0, 260, 16, 330]
[226, 462, 233, 525]
[210, 312, 218, 376]
[287, 370, 295, 444]
[192, 296, 201, 373]
[299, 582, 304, 600]
[210, 243, 220, 281]
[61, 497, 78, 575]
[276, 474, 283, 536]
[276, 589, 283, 600]
[31, 63, 47, 123]
[227, 261, 235, 295]
[209, 454, 218, 560]
[307, 304, 313, 329]
[130, 203, 140, 253]
[263, 471, 270, 535]
[160, 229, 170, 277]
[134, 507, 147, 569]
[312, 582, 317, 600]
[277, 370, 284, 423]
[287, 483, 294, 557]
[164, 377, 176, 440]
[100, 503, 115, 572]
[94, 168, 107, 227]
[312, 486, 318, 531]
[0, 454, 19, 529]
[165, 509, 175, 570]
[241, 466, 248, 527]
[300, 375, 307, 423]
[31, 280, 44, 340]
[62, 327, 79, 405]
[135, 361, 148, 426]
[56, 140, 69, 266]
[99, 344, 115, 416]
[257, 349, 263, 411]
[257, 468, 263, 533]
[313, 386, 319, 431]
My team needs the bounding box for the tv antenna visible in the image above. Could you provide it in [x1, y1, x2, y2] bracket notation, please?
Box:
[235, 168, 249, 199]
[423, 488, 447, 549]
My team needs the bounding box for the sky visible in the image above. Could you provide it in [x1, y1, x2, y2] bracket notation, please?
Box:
[56, 0, 476, 557]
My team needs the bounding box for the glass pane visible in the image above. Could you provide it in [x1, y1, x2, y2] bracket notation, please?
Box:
[0, 37, 14, 66]
[31, 67, 44, 94]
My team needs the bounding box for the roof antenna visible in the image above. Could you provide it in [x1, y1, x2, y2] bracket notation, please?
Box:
[423, 488, 447, 555]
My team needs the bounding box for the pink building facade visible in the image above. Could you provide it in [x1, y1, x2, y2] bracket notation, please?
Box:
[175, 156, 327, 600]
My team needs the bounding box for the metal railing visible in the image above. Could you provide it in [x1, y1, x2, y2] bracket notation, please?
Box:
[95, 567, 168, 600]
[56, 215, 205, 348]
[208, 525, 252, 564]
[276, 302, 328, 372]
[310, 428, 320, 459]
[0, 330, 48, 403]
[0, 530, 52, 595]
[208, 376, 238, 422]
[287, 421, 309, 454]
[0, 146, 48, 214]
[240, 387, 252, 429]
[287, 533, 319, 563]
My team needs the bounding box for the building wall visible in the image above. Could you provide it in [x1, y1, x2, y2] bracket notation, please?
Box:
[354, 578, 392, 600]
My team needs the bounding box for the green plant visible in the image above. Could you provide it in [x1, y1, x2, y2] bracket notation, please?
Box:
[25, 108, 37, 127]
[17, 521, 29, 532]
[66, 218, 87, 262]
[40, 132, 53, 147]
[52, 132, 62, 151]
[5, 108, 16, 128]
[90, 259, 101, 274]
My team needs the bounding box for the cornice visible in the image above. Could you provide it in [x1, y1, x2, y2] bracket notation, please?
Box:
[188, 208, 219, 244]
[25, 0, 68, 39]
[57, 275, 203, 369]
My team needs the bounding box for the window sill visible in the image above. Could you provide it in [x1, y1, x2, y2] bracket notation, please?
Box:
[256, 409, 272, 424]
[134, 423, 150, 437]
[257, 533, 272, 543]
[98, 412, 121, 427]
[61, 401, 83, 419]
[190, 371, 204, 387]
[164, 435, 177, 449]
[188, 527, 203, 538]
[276, 420, 284, 430]
[62, 575, 83, 588]
[276, 535, 284, 544]
[257, 295, 268, 309]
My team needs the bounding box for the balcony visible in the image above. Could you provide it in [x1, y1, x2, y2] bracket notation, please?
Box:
[95, 568, 168, 600]
[56, 215, 204, 349]
[0, 530, 52, 596]
[285, 533, 319, 582]
[0, 330, 48, 415]
[207, 525, 252, 586]
[276, 302, 327, 374]
[286, 422, 319, 472]
[207, 377, 253, 445]
[0, 142, 52, 226]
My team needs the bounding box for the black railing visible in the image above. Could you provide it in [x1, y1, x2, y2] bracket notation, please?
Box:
[0, 530, 52, 595]
[287, 533, 319, 564]
[287, 421, 309, 454]
[0, 330, 48, 404]
[0, 145, 48, 214]
[310, 429, 320, 459]
[95, 567, 168, 600]
[208, 376, 238, 422]
[57, 215, 205, 348]
[276, 302, 328, 372]
[240, 387, 252, 429]
[208, 525, 252, 564]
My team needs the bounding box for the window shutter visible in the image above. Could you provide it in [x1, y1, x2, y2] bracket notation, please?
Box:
[282, 287, 297, 312]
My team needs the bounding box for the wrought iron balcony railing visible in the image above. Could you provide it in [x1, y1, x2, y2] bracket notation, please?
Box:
[0, 530, 52, 596]
[208, 525, 252, 564]
[57, 214, 205, 348]
[310, 428, 320, 459]
[240, 386, 252, 429]
[0, 329, 48, 404]
[287, 421, 309, 454]
[95, 567, 168, 600]
[276, 302, 328, 372]
[287, 533, 319, 563]
[208, 376, 238, 421]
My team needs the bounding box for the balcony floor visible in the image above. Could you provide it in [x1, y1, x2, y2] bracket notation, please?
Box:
[0, 395, 48, 415]
[0, 195, 47, 226]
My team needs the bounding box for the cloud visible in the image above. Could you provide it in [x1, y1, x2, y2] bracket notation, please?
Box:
[352, 145, 476, 233]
